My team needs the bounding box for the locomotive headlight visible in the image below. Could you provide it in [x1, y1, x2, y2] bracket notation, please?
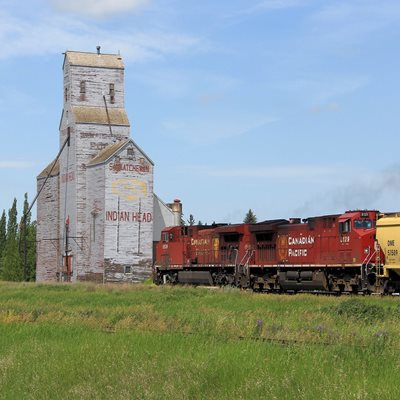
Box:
[364, 247, 370, 254]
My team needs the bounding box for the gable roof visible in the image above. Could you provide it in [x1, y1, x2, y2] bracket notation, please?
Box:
[64, 51, 124, 70]
[71, 106, 130, 126]
[153, 193, 174, 216]
[87, 139, 154, 167]
[37, 159, 60, 179]
[88, 140, 129, 166]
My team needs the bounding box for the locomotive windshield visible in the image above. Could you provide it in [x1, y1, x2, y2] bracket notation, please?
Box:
[354, 219, 373, 229]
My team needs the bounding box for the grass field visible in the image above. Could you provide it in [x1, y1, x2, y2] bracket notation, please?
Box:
[0, 282, 400, 399]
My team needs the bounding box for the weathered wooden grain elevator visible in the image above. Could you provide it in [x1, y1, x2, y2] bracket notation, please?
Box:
[36, 48, 180, 283]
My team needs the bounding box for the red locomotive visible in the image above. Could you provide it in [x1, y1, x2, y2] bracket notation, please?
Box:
[154, 210, 381, 293]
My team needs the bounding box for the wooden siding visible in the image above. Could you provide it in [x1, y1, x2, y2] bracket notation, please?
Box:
[36, 174, 60, 281]
[85, 139, 154, 281]
[37, 50, 167, 283]
[70, 66, 125, 108]
[86, 163, 106, 275]
[60, 56, 131, 282]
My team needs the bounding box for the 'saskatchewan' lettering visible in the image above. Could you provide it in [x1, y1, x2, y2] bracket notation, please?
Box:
[109, 163, 150, 173]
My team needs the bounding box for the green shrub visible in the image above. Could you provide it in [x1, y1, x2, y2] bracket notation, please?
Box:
[334, 299, 385, 322]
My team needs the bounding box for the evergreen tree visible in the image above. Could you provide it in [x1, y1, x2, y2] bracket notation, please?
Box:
[21, 193, 31, 226]
[7, 199, 18, 241]
[198, 220, 203, 226]
[180, 215, 186, 226]
[19, 193, 36, 281]
[244, 209, 257, 224]
[188, 214, 195, 226]
[1, 240, 22, 281]
[1, 198, 22, 281]
[0, 210, 5, 252]
[0, 210, 6, 275]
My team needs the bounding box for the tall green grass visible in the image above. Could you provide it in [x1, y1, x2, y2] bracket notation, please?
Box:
[0, 282, 399, 399]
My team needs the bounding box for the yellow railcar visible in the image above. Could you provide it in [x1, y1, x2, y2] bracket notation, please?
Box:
[376, 214, 400, 288]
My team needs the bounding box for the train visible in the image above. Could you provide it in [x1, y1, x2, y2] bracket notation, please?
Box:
[153, 210, 400, 294]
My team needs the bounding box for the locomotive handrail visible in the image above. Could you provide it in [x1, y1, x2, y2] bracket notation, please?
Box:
[360, 249, 377, 285]
[240, 249, 255, 276]
[233, 248, 239, 277]
[362, 249, 376, 269]
[234, 248, 239, 266]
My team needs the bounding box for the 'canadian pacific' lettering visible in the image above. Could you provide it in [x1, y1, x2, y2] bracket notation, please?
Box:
[288, 249, 308, 257]
[288, 236, 315, 245]
[191, 238, 210, 246]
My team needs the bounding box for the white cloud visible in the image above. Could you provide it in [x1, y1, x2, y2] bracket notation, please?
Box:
[311, 76, 370, 103]
[0, 161, 35, 169]
[271, 75, 370, 107]
[228, 0, 309, 17]
[0, 88, 46, 115]
[184, 164, 341, 179]
[49, 0, 150, 18]
[313, 1, 400, 24]
[310, 0, 400, 43]
[132, 68, 239, 99]
[161, 116, 277, 144]
[252, 0, 308, 11]
[0, 9, 199, 62]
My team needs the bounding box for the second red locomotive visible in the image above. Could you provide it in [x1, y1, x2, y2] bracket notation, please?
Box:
[154, 210, 382, 293]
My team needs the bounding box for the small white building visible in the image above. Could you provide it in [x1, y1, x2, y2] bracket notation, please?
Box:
[36, 49, 180, 283]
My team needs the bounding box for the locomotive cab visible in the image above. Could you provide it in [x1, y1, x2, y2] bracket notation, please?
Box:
[156, 226, 185, 267]
[337, 210, 378, 266]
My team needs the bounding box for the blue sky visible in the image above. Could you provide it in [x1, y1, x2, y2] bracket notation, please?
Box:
[1, 0, 400, 224]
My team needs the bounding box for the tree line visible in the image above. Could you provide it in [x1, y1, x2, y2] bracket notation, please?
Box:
[0, 201, 256, 281]
[184, 209, 258, 226]
[0, 194, 36, 281]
